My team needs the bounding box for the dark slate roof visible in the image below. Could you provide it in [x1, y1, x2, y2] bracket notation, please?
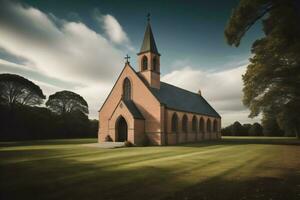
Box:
[123, 100, 144, 119]
[150, 82, 221, 118]
[138, 22, 160, 55]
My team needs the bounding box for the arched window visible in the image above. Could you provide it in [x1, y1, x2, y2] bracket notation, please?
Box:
[142, 56, 148, 71]
[199, 117, 204, 133]
[123, 78, 131, 100]
[182, 115, 188, 133]
[171, 113, 178, 133]
[207, 118, 212, 133]
[192, 116, 197, 133]
[153, 57, 157, 72]
[213, 119, 218, 133]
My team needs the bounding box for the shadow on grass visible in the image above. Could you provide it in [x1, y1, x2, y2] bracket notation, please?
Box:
[162, 149, 300, 200]
[0, 138, 97, 147]
[164, 170, 300, 200]
[0, 155, 177, 200]
[165, 138, 300, 199]
[2, 149, 299, 200]
[1, 137, 299, 200]
[178, 137, 300, 148]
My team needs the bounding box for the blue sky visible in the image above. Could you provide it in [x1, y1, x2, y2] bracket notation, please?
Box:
[0, 0, 263, 125]
[21, 0, 263, 72]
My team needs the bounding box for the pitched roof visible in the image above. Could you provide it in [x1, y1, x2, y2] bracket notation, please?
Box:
[150, 82, 221, 118]
[99, 64, 220, 119]
[138, 22, 160, 55]
[123, 100, 144, 119]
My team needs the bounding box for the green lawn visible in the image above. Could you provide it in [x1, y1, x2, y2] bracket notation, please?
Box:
[1, 137, 300, 200]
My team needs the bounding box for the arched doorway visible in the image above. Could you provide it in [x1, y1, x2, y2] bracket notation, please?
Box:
[116, 116, 128, 142]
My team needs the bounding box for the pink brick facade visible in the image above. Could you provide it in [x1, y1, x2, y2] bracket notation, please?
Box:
[98, 63, 221, 146]
[98, 20, 221, 146]
[163, 109, 221, 145]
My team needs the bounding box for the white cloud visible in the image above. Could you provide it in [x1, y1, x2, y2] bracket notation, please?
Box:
[0, 58, 34, 72]
[162, 65, 261, 126]
[94, 11, 134, 51]
[101, 14, 129, 44]
[0, 0, 128, 119]
[0, 1, 124, 84]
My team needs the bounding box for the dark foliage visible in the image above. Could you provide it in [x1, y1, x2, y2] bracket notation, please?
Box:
[221, 121, 289, 137]
[242, 123, 252, 136]
[0, 104, 98, 141]
[230, 121, 244, 136]
[221, 126, 232, 136]
[0, 73, 97, 141]
[0, 73, 45, 106]
[249, 123, 263, 136]
[46, 90, 89, 115]
[262, 114, 285, 136]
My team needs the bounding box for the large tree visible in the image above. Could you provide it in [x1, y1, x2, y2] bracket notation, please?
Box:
[225, 0, 300, 138]
[46, 90, 89, 115]
[0, 73, 45, 107]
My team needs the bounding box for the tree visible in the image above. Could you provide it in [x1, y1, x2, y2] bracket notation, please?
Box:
[0, 73, 45, 107]
[242, 123, 252, 136]
[46, 90, 88, 115]
[277, 100, 300, 136]
[249, 122, 263, 136]
[230, 121, 244, 136]
[225, 0, 300, 138]
[262, 113, 284, 136]
[221, 125, 232, 136]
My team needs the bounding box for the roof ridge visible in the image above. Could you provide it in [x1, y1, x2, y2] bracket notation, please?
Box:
[158, 82, 221, 118]
[160, 81, 199, 96]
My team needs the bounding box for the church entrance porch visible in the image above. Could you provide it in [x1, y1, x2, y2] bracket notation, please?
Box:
[106, 100, 145, 145]
[116, 116, 128, 142]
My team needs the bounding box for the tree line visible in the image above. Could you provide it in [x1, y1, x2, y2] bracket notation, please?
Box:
[221, 120, 291, 137]
[0, 73, 98, 141]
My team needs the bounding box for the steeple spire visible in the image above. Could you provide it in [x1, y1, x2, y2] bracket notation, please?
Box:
[137, 14, 161, 89]
[138, 14, 160, 55]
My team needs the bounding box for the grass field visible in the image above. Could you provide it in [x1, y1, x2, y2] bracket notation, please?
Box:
[1, 137, 300, 200]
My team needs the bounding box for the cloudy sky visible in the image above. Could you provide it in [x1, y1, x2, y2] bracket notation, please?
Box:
[0, 0, 263, 126]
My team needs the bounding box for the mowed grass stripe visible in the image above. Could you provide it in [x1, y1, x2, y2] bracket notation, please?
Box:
[1, 138, 299, 200]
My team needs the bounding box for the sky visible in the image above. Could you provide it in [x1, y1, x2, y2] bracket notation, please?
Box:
[0, 0, 264, 126]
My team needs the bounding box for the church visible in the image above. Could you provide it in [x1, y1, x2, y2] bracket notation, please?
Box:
[98, 18, 221, 145]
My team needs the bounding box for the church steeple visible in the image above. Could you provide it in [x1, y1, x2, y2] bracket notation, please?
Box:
[138, 20, 160, 56]
[137, 14, 161, 89]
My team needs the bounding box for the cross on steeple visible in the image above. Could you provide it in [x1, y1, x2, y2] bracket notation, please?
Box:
[147, 13, 150, 22]
[124, 54, 130, 63]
